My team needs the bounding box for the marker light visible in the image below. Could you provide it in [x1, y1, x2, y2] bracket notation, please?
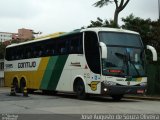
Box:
[107, 69, 123, 73]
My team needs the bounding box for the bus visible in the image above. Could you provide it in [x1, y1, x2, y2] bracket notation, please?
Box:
[4, 27, 157, 100]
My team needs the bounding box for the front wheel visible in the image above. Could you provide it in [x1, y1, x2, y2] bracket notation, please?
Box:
[75, 80, 87, 100]
[111, 95, 123, 101]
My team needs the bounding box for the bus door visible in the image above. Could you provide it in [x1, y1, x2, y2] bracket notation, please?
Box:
[84, 31, 101, 94]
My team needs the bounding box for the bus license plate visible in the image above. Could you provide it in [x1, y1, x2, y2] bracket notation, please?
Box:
[137, 90, 144, 94]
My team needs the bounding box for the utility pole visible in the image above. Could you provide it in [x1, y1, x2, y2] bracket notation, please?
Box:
[159, 0, 160, 20]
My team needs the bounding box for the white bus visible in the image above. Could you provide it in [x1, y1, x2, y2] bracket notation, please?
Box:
[4, 27, 157, 100]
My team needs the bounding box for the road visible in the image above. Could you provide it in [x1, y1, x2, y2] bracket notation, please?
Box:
[0, 87, 160, 120]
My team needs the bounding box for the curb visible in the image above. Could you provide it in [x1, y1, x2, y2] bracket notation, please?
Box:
[124, 95, 160, 101]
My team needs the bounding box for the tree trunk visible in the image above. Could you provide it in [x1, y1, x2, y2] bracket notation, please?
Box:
[114, 10, 119, 27]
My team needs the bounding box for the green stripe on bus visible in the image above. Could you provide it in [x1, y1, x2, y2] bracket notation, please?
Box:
[40, 56, 58, 89]
[47, 55, 68, 90]
[40, 55, 68, 90]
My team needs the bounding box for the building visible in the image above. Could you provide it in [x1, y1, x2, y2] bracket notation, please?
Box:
[0, 32, 12, 43]
[0, 28, 35, 46]
[0, 28, 35, 44]
[17, 28, 34, 40]
[12, 33, 19, 40]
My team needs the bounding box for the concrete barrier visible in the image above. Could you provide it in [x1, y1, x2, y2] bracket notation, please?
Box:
[0, 78, 4, 87]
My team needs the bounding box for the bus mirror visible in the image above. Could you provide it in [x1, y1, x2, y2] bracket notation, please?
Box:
[146, 45, 157, 61]
[99, 42, 107, 59]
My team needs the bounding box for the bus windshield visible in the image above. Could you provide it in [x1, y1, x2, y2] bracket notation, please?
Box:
[99, 32, 146, 77]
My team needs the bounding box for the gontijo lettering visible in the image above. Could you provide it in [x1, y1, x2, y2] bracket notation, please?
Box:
[18, 61, 36, 68]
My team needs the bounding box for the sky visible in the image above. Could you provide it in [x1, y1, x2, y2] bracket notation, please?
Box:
[0, 0, 159, 36]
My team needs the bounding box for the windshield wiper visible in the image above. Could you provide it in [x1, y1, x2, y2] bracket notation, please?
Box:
[115, 52, 129, 75]
[115, 52, 140, 77]
[127, 52, 140, 77]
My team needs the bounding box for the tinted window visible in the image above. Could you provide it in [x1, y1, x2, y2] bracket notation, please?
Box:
[99, 32, 142, 47]
[5, 33, 83, 61]
[102, 47, 146, 77]
[84, 31, 101, 74]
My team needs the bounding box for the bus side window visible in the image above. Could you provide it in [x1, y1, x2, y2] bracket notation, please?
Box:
[60, 47, 66, 54]
[16, 49, 20, 60]
[39, 50, 42, 57]
[70, 46, 74, 53]
[27, 52, 31, 58]
[51, 49, 55, 55]
[70, 38, 76, 54]
[77, 35, 83, 54]
[69, 34, 83, 54]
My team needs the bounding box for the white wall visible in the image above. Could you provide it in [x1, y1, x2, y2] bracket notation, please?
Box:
[0, 32, 12, 42]
[0, 59, 4, 78]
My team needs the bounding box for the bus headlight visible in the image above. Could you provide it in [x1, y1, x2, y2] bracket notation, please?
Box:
[140, 82, 147, 86]
[104, 81, 117, 86]
[104, 88, 108, 92]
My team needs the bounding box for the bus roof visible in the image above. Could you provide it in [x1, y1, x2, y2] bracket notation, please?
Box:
[81, 27, 139, 35]
[6, 27, 139, 48]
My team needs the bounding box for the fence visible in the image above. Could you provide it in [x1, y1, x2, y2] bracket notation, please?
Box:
[147, 63, 160, 95]
[0, 59, 4, 87]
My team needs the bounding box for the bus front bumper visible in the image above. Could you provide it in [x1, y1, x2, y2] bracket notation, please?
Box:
[101, 83, 146, 95]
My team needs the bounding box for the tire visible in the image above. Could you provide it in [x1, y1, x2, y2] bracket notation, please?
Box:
[13, 79, 19, 93]
[27, 89, 35, 94]
[42, 90, 57, 95]
[20, 78, 26, 93]
[111, 95, 123, 101]
[51, 91, 58, 95]
[75, 80, 87, 100]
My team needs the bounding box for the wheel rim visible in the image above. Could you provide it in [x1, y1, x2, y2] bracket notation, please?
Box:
[77, 84, 84, 95]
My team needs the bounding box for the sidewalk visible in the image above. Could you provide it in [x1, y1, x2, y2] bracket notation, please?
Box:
[0, 87, 10, 93]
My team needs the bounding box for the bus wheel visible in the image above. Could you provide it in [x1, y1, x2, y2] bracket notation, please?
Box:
[75, 80, 87, 100]
[12, 78, 19, 93]
[111, 95, 123, 101]
[42, 90, 57, 95]
[51, 91, 58, 95]
[27, 89, 35, 94]
[20, 78, 26, 93]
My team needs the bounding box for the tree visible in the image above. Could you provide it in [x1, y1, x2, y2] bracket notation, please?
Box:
[122, 14, 160, 56]
[86, 17, 117, 28]
[0, 43, 6, 59]
[94, 0, 130, 27]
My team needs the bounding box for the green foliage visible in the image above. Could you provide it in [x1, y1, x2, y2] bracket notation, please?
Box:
[122, 14, 160, 56]
[11, 39, 21, 44]
[93, 0, 112, 8]
[86, 17, 119, 28]
[93, 0, 130, 27]
[0, 43, 6, 59]
[122, 14, 151, 44]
